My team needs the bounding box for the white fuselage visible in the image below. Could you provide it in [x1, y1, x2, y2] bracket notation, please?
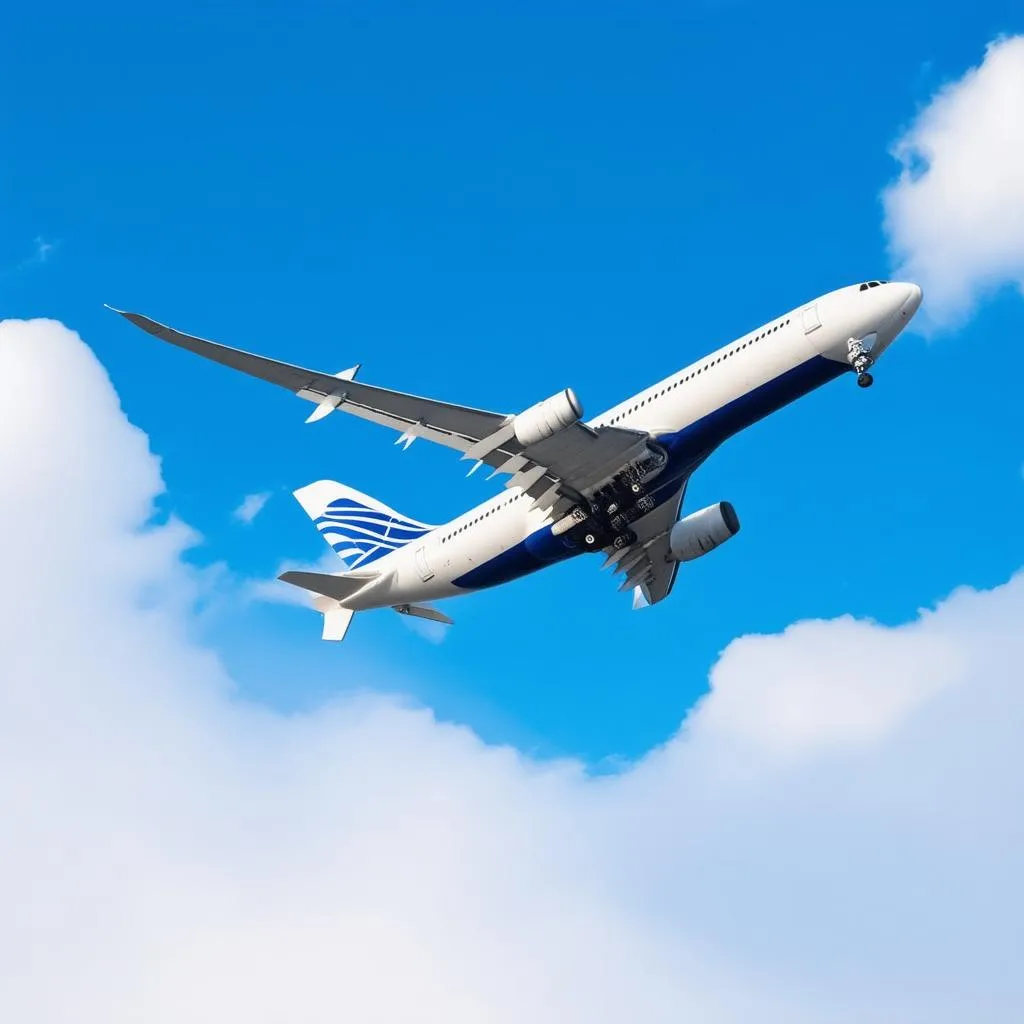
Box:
[346, 281, 921, 609]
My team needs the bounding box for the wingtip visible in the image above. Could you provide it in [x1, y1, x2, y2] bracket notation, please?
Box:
[103, 303, 129, 317]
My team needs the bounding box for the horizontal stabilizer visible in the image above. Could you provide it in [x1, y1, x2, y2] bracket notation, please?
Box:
[278, 570, 372, 604]
[393, 603, 454, 626]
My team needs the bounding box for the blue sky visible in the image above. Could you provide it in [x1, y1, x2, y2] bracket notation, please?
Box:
[3, 0, 1022, 764]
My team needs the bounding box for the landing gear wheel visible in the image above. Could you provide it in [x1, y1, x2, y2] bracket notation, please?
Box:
[847, 337, 875, 382]
[612, 530, 637, 549]
[630, 482, 642, 494]
[584, 533, 597, 547]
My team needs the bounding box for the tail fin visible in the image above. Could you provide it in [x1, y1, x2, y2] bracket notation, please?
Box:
[293, 480, 435, 570]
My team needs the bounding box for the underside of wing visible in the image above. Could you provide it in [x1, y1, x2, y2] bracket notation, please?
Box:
[603, 480, 688, 607]
[111, 308, 652, 513]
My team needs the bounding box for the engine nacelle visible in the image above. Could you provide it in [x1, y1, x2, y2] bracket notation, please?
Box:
[513, 389, 583, 446]
[669, 502, 741, 562]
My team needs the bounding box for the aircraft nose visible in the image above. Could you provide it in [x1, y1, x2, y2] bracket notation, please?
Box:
[897, 282, 923, 319]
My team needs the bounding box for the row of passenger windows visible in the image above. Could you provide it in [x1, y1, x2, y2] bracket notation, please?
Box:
[441, 493, 522, 543]
[441, 314, 794, 540]
[605, 318, 792, 424]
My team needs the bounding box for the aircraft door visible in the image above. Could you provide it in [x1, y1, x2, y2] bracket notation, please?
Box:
[414, 545, 434, 582]
[802, 304, 821, 334]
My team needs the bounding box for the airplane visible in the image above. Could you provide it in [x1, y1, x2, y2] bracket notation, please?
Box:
[109, 279, 922, 641]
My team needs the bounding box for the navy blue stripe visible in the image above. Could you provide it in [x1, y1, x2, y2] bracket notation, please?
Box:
[659, 353, 848, 465]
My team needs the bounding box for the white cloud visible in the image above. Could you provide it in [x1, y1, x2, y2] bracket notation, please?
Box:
[694, 611, 966, 759]
[17, 235, 56, 268]
[883, 35, 1024, 328]
[232, 490, 271, 524]
[2, 318, 1024, 1022]
[32, 236, 55, 263]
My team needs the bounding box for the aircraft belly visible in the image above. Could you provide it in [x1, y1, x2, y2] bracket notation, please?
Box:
[660, 354, 847, 461]
[452, 525, 578, 590]
[375, 569, 463, 606]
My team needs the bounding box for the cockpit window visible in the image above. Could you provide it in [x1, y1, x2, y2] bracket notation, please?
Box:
[859, 280, 887, 291]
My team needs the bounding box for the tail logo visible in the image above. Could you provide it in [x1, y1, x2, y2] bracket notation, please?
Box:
[314, 496, 431, 569]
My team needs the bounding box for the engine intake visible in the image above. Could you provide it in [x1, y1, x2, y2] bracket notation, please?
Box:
[669, 502, 740, 562]
[514, 389, 583, 446]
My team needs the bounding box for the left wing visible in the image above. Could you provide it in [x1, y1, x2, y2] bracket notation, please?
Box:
[110, 309, 650, 512]
[605, 481, 688, 607]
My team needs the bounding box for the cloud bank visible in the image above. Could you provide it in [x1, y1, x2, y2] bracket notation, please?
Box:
[883, 35, 1024, 328]
[233, 491, 271, 524]
[1, 318, 1023, 1022]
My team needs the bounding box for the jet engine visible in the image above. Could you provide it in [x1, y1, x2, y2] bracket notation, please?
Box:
[514, 389, 583, 446]
[669, 502, 740, 562]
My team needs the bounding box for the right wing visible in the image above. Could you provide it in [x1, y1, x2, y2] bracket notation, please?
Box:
[605, 479, 688, 607]
[110, 308, 650, 513]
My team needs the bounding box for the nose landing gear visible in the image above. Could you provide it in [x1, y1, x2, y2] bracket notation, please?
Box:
[847, 337, 875, 389]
